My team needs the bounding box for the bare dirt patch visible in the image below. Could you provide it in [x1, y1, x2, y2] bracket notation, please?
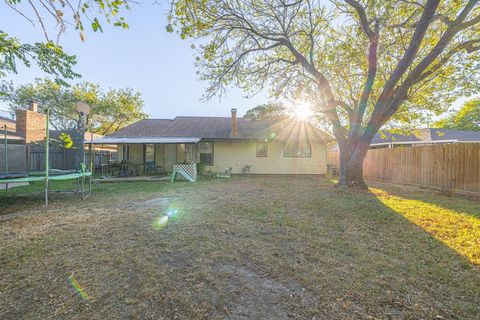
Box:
[214, 262, 314, 319]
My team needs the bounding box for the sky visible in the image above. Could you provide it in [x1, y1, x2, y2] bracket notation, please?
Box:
[0, 1, 268, 119]
[0, 1, 473, 123]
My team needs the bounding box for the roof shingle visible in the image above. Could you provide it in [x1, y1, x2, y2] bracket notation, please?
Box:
[108, 117, 331, 142]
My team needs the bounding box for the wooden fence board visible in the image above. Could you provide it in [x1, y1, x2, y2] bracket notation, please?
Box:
[327, 143, 480, 195]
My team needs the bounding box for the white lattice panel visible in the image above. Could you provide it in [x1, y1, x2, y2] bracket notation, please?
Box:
[172, 163, 197, 182]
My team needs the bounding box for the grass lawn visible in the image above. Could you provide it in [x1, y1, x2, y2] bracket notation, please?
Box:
[0, 176, 479, 319]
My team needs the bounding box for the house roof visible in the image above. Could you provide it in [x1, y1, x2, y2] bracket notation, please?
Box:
[371, 128, 480, 145]
[105, 117, 331, 142]
[93, 137, 201, 144]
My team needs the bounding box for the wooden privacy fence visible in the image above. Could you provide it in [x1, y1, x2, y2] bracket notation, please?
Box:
[327, 143, 480, 195]
[28, 146, 116, 172]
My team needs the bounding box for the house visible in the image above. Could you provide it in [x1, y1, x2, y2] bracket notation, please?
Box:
[0, 115, 23, 144]
[370, 128, 480, 148]
[92, 109, 330, 175]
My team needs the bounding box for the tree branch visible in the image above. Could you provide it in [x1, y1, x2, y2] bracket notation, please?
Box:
[385, 0, 480, 118]
[344, 0, 374, 38]
[376, 0, 440, 110]
[350, 19, 379, 141]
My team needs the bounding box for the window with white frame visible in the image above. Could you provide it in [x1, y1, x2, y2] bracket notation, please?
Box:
[199, 142, 213, 165]
[256, 142, 268, 157]
[284, 141, 311, 157]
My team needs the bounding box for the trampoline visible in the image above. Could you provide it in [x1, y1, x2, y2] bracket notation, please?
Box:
[1, 107, 94, 207]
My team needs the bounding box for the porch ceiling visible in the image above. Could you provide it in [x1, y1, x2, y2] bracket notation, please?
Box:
[91, 137, 201, 144]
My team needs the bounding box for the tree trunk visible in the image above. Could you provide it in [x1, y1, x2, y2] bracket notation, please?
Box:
[337, 139, 370, 189]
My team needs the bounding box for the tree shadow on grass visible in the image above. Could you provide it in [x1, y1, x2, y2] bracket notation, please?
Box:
[269, 184, 480, 318]
[367, 180, 480, 218]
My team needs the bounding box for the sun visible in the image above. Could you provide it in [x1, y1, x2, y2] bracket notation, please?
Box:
[294, 102, 312, 120]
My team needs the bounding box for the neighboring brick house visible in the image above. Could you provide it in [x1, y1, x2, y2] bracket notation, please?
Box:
[0, 115, 23, 144]
[0, 115, 16, 132]
[1, 101, 116, 172]
[14, 102, 48, 143]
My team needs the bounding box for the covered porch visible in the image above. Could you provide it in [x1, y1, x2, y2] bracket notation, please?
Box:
[91, 137, 201, 177]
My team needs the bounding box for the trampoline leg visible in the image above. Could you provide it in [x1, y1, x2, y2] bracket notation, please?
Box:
[83, 176, 92, 199]
[45, 180, 48, 208]
[81, 177, 85, 199]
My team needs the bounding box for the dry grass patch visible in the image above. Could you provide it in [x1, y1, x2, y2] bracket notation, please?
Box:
[1, 176, 479, 319]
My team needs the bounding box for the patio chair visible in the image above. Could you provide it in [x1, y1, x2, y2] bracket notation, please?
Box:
[145, 161, 156, 175]
[119, 160, 129, 177]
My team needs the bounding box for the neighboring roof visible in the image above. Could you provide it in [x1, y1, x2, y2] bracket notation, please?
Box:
[3, 131, 23, 142]
[0, 123, 23, 142]
[107, 117, 331, 142]
[371, 128, 480, 145]
[92, 137, 201, 144]
[424, 128, 480, 141]
[371, 131, 421, 144]
[0, 115, 15, 123]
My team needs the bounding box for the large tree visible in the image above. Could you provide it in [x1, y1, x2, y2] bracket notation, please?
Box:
[0, 78, 147, 134]
[435, 98, 480, 131]
[168, 0, 480, 187]
[244, 102, 290, 120]
[1, 0, 131, 82]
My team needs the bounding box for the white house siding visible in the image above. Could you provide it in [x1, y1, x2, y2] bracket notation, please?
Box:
[204, 140, 327, 174]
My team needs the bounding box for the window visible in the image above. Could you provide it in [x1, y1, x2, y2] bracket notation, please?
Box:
[256, 142, 268, 157]
[199, 142, 213, 165]
[284, 141, 311, 158]
[176, 144, 186, 163]
[145, 144, 155, 163]
[185, 144, 196, 163]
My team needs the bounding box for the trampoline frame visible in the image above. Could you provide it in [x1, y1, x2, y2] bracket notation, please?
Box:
[1, 108, 93, 207]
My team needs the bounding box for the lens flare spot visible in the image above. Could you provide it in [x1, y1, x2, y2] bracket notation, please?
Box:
[152, 215, 169, 230]
[68, 274, 92, 303]
[166, 209, 178, 218]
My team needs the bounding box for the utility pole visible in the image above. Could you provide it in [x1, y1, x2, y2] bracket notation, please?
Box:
[45, 108, 50, 207]
[76, 112, 86, 169]
[75, 102, 90, 170]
